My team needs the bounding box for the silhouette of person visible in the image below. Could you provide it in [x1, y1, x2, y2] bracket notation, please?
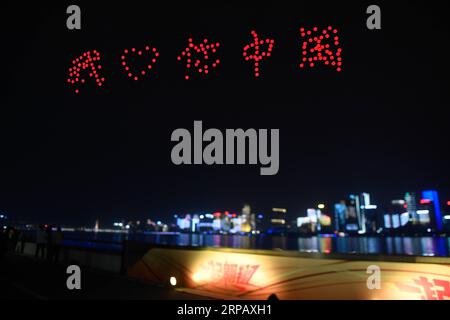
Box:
[46, 225, 53, 261]
[15, 229, 25, 254]
[52, 226, 63, 263]
[268, 293, 279, 300]
[35, 225, 46, 259]
[0, 228, 7, 261]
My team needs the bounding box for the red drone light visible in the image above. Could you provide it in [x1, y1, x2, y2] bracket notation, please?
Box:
[120, 45, 159, 81]
[177, 37, 221, 80]
[242, 30, 275, 77]
[299, 26, 343, 72]
[67, 50, 105, 94]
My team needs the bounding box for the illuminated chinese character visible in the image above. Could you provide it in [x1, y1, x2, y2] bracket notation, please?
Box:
[120, 45, 159, 81]
[433, 279, 450, 300]
[223, 263, 238, 284]
[397, 277, 450, 300]
[299, 26, 343, 72]
[67, 50, 105, 94]
[177, 38, 221, 80]
[236, 264, 259, 285]
[242, 30, 275, 77]
[414, 277, 437, 300]
[207, 260, 224, 282]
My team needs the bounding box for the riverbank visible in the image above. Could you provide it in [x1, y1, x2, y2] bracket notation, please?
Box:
[0, 253, 208, 300]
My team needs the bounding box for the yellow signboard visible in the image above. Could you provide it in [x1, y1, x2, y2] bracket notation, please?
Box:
[128, 247, 450, 300]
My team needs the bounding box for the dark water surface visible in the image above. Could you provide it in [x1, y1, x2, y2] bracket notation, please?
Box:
[59, 231, 450, 257]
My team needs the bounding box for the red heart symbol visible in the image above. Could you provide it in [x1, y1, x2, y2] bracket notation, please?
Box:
[120, 45, 159, 81]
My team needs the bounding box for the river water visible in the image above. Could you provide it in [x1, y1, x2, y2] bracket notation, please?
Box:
[60, 231, 450, 257]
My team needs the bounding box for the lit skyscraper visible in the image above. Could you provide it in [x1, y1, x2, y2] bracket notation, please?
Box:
[421, 190, 443, 232]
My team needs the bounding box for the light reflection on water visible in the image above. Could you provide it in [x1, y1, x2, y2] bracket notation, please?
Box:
[61, 231, 450, 257]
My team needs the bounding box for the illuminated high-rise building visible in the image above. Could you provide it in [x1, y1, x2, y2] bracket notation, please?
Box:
[268, 208, 287, 234]
[443, 201, 450, 232]
[359, 193, 379, 234]
[420, 190, 443, 232]
[403, 190, 443, 233]
[241, 204, 252, 233]
[191, 214, 200, 233]
[405, 192, 418, 223]
[333, 193, 378, 234]
[384, 199, 409, 232]
[334, 202, 346, 232]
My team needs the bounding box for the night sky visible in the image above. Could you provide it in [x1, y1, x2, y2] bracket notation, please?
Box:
[3, 1, 449, 226]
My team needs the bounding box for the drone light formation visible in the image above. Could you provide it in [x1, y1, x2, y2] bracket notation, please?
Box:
[177, 38, 221, 80]
[299, 26, 343, 72]
[242, 30, 275, 77]
[67, 50, 105, 94]
[120, 45, 160, 81]
[66, 26, 343, 93]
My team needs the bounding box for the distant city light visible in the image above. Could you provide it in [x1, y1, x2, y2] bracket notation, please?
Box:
[361, 205, 377, 210]
[271, 219, 286, 224]
[67, 189, 448, 238]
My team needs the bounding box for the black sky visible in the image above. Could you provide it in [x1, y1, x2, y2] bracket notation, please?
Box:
[3, 1, 450, 226]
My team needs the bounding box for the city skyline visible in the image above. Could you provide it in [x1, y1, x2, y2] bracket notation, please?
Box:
[5, 188, 449, 234]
